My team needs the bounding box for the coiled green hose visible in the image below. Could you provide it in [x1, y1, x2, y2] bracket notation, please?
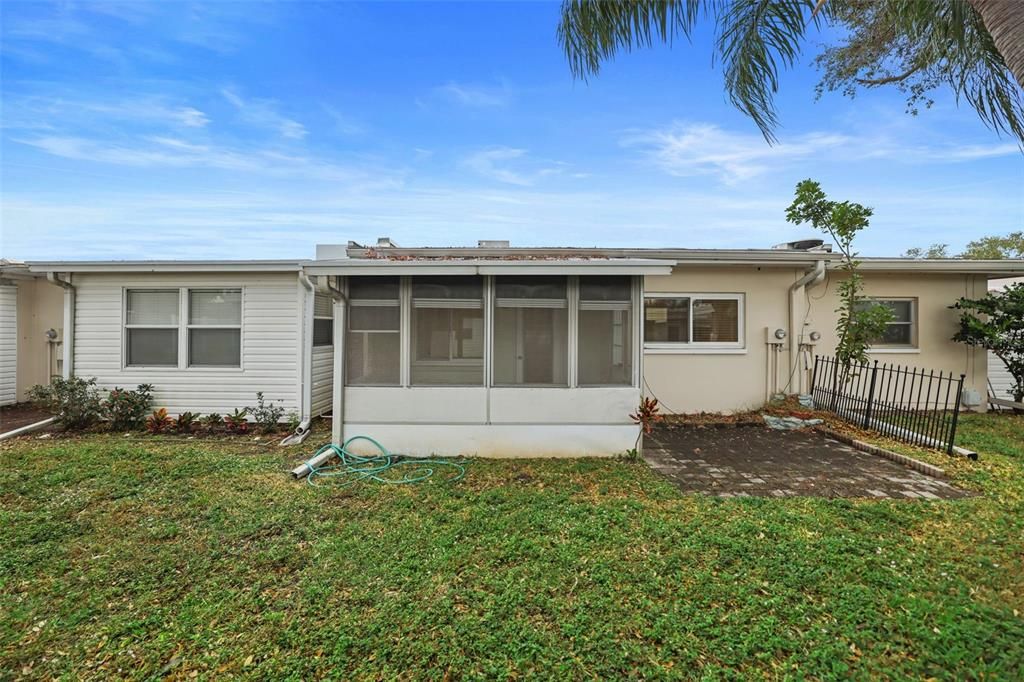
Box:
[303, 435, 466, 487]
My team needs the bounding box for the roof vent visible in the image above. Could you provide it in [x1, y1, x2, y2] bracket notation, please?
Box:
[772, 239, 830, 252]
[478, 240, 510, 248]
[376, 237, 398, 248]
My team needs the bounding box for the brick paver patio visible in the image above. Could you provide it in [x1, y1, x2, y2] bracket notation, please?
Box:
[644, 425, 971, 500]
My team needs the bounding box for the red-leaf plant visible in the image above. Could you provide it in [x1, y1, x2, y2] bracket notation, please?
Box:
[630, 397, 663, 434]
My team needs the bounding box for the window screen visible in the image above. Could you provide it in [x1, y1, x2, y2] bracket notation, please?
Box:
[493, 276, 568, 386]
[346, 277, 400, 385]
[644, 298, 690, 343]
[125, 290, 179, 367]
[188, 289, 241, 366]
[411, 276, 484, 385]
[578, 276, 632, 386]
[692, 299, 739, 343]
[858, 299, 916, 347]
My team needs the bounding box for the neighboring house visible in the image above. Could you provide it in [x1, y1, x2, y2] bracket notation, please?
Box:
[987, 276, 1024, 403]
[22, 240, 1024, 456]
[0, 260, 65, 406]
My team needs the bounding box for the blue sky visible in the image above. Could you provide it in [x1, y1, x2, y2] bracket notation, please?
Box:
[1, 1, 1021, 260]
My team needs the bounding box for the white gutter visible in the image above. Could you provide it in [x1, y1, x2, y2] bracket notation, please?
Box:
[46, 272, 75, 378]
[788, 260, 826, 395]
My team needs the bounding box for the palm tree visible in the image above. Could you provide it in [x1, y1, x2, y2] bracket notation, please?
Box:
[558, 0, 1024, 144]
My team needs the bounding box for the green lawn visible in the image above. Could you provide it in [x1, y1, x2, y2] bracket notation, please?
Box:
[2, 415, 1023, 680]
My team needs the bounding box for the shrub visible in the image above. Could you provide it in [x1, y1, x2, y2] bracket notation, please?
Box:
[249, 392, 285, 434]
[224, 408, 250, 434]
[146, 408, 172, 434]
[103, 384, 153, 431]
[175, 411, 197, 434]
[200, 413, 223, 431]
[27, 376, 104, 431]
[285, 411, 301, 433]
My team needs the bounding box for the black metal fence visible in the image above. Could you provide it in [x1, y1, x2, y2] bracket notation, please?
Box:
[810, 355, 965, 455]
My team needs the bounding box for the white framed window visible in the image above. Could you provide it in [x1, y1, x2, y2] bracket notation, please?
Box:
[493, 276, 569, 386]
[125, 289, 180, 367]
[188, 289, 242, 367]
[578, 276, 633, 385]
[313, 292, 334, 347]
[410, 276, 484, 386]
[346, 277, 401, 386]
[859, 298, 917, 348]
[644, 293, 744, 351]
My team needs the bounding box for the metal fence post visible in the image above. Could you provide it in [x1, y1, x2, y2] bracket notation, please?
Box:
[863, 360, 879, 428]
[948, 374, 966, 455]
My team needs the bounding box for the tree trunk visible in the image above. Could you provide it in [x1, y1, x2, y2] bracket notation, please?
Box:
[969, 0, 1024, 89]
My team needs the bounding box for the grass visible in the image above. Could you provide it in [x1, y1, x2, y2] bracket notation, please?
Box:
[2, 415, 1023, 680]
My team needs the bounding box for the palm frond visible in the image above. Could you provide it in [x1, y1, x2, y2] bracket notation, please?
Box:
[716, 0, 824, 143]
[557, 0, 703, 79]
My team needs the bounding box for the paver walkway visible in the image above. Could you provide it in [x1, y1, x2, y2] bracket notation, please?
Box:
[645, 425, 971, 500]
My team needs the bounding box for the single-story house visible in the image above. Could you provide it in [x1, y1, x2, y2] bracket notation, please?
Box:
[18, 239, 1024, 456]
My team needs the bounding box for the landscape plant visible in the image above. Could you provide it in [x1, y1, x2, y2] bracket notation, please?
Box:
[249, 392, 285, 434]
[952, 281, 1024, 405]
[224, 408, 250, 434]
[175, 411, 197, 434]
[785, 179, 893, 372]
[27, 376, 104, 431]
[200, 413, 223, 432]
[145, 408, 173, 434]
[102, 384, 154, 431]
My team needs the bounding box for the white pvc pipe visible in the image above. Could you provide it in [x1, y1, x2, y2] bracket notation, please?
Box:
[0, 417, 55, 441]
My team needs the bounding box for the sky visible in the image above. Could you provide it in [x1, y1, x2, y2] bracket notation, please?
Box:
[1, 1, 1022, 261]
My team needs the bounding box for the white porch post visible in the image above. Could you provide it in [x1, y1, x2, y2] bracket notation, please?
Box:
[331, 290, 346, 445]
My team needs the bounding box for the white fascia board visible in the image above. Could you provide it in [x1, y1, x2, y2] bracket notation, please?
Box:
[305, 259, 675, 276]
[850, 259, 1024, 275]
[27, 260, 307, 273]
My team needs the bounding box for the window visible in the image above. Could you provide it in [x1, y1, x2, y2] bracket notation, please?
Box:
[346, 277, 400, 385]
[493, 276, 568, 386]
[578, 276, 633, 385]
[188, 289, 241, 367]
[411, 276, 484, 385]
[644, 294, 743, 349]
[858, 298, 917, 347]
[313, 292, 333, 347]
[125, 289, 179, 366]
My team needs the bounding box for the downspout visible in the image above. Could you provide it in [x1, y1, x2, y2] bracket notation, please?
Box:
[291, 274, 346, 478]
[287, 272, 317, 444]
[788, 260, 825, 395]
[47, 272, 74, 378]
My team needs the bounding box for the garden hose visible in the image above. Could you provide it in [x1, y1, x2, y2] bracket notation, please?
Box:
[302, 435, 466, 487]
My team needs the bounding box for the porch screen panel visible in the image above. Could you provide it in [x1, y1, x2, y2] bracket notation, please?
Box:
[411, 276, 484, 386]
[578, 276, 633, 385]
[493, 276, 568, 386]
[346, 277, 400, 385]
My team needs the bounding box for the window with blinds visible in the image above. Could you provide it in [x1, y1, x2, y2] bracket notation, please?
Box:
[411, 276, 484, 386]
[346, 277, 400, 385]
[856, 298, 917, 347]
[313, 292, 334, 347]
[644, 294, 744, 349]
[188, 289, 242, 366]
[125, 290, 179, 366]
[493, 276, 568, 386]
[578, 276, 633, 385]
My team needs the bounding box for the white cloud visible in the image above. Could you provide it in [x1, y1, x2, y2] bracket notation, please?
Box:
[624, 121, 1021, 184]
[434, 81, 512, 108]
[222, 88, 307, 139]
[461, 147, 576, 187]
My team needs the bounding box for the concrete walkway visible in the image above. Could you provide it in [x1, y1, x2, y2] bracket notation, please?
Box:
[644, 425, 971, 500]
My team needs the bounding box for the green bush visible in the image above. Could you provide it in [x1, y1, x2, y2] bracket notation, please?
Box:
[27, 376, 104, 431]
[249, 392, 284, 434]
[103, 384, 154, 431]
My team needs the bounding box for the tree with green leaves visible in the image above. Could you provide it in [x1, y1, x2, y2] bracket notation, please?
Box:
[785, 179, 893, 370]
[902, 231, 1023, 259]
[558, 0, 1024, 144]
[952, 282, 1024, 405]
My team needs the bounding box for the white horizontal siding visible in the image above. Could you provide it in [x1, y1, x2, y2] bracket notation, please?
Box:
[0, 286, 16, 406]
[311, 346, 333, 415]
[989, 351, 1016, 400]
[72, 273, 301, 415]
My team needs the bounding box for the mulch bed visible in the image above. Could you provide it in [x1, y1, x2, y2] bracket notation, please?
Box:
[0, 403, 54, 433]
